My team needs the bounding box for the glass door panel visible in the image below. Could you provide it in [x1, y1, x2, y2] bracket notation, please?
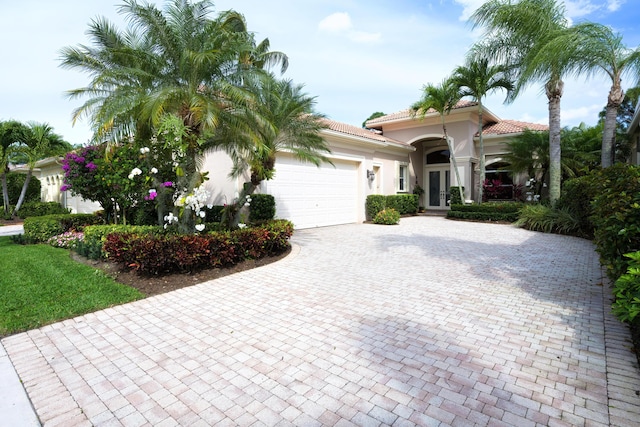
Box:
[429, 171, 440, 207]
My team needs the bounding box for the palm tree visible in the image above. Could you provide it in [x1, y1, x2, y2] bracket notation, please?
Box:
[470, 0, 571, 204]
[531, 23, 640, 167]
[411, 77, 465, 204]
[11, 123, 70, 217]
[213, 73, 331, 228]
[59, 0, 256, 175]
[0, 121, 29, 215]
[452, 58, 513, 203]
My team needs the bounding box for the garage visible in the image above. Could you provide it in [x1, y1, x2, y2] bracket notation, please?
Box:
[260, 153, 360, 229]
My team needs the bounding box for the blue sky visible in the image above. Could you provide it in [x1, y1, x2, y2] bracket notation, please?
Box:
[1, 0, 638, 145]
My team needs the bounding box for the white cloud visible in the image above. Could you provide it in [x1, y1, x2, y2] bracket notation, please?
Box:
[318, 12, 352, 33]
[607, 0, 625, 11]
[564, 0, 601, 19]
[452, 0, 487, 21]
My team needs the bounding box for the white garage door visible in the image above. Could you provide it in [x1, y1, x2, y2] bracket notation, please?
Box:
[261, 154, 359, 229]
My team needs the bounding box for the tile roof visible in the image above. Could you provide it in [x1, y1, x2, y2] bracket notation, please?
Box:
[480, 119, 548, 136]
[365, 100, 479, 126]
[321, 118, 411, 148]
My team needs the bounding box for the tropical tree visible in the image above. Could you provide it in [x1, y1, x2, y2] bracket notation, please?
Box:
[362, 112, 385, 128]
[11, 122, 70, 217]
[213, 74, 331, 228]
[59, 0, 269, 231]
[470, 0, 572, 204]
[411, 77, 465, 204]
[533, 23, 640, 167]
[0, 121, 29, 215]
[452, 58, 513, 203]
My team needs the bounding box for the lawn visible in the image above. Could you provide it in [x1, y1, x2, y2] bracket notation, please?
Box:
[0, 236, 143, 337]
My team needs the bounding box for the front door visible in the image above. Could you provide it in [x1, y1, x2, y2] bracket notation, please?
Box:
[427, 167, 450, 209]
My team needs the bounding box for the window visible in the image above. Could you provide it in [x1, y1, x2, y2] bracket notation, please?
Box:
[426, 149, 450, 164]
[484, 162, 514, 200]
[397, 162, 409, 192]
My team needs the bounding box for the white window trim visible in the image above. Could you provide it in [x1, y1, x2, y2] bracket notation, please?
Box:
[396, 161, 409, 193]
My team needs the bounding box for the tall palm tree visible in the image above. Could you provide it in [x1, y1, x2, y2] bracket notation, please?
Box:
[531, 22, 640, 167]
[470, 0, 570, 204]
[11, 123, 70, 217]
[452, 58, 513, 203]
[59, 0, 256, 173]
[411, 77, 465, 204]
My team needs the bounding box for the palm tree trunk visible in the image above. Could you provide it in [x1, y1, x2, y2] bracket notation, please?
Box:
[601, 82, 624, 168]
[478, 103, 485, 204]
[546, 78, 563, 205]
[11, 170, 32, 217]
[1, 172, 9, 215]
[442, 117, 465, 205]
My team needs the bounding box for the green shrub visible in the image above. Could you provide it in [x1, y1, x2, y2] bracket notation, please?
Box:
[514, 204, 579, 234]
[23, 214, 103, 243]
[386, 194, 419, 215]
[447, 210, 520, 222]
[612, 251, 640, 323]
[590, 164, 640, 280]
[449, 186, 465, 205]
[366, 194, 418, 220]
[6, 172, 41, 205]
[80, 224, 160, 259]
[450, 202, 522, 213]
[205, 205, 225, 223]
[556, 175, 597, 237]
[249, 194, 276, 222]
[373, 208, 400, 225]
[103, 220, 294, 274]
[366, 195, 386, 220]
[16, 201, 70, 218]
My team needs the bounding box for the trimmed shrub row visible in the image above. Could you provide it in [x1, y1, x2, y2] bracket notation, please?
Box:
[366, 194, 418, 219]
[23, 214, 103, 243]
[446, 202, 522, 222]
[103, 220, 293, 274]
[16, 202, 70, 218]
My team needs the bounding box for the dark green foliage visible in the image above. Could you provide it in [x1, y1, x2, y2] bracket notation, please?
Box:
[373, 208, 400, 225]
[16, 202, 69, 219]
[447, 202, 521, 222]
[385, 194, 419, 215]
[449, 187, 465, 205]
[103, 220, 294, 274]
[366, 195, 386, 220]
[514, 204, 580, 234]
[590, 164, 640, 280]
[6, 172, 40, 205]
[205, 205, 225, 223]
[366, 194, 418, 220]
[23, 214, 103, 243]
[612, 251, 640, 323]
[249, 194, 276, 222]
[555, 175, 598, 237]
[80, 224, 161, 260]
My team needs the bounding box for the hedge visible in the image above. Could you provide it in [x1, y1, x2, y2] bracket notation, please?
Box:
[366, 194, 418, 219]
[23, 214, 103, 243]
[16, 202, 70, 219]
[446, 210, 520, 222]
[103, 219, 294, 274]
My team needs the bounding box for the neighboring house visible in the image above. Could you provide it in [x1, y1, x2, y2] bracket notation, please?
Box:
[205, 102, 547, 229]
[628, 101, 640, 165]
[13, 156, 102, 214]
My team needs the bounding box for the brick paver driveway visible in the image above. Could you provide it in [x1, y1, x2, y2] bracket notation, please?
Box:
[3, 217, 640, 426]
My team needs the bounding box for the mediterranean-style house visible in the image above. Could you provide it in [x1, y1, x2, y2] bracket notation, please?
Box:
[25, 100, 547, 229]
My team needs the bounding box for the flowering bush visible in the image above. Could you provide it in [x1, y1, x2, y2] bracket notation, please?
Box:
[373, 208, 400, 225]
[48, 231, 85, 249]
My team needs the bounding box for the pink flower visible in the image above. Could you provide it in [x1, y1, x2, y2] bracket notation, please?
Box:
[163, 181, 173, 187]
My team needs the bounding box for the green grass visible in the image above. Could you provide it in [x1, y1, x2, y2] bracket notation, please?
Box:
[0, 236, 143, 337]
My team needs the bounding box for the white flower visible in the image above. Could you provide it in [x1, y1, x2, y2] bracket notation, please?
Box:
[149, 188, 156, 194]
[207, 204, 213, 209]
[140, 147, 150, 154]
[128, 167, 142, 180]
[238, 223, 247, 229]
[199, 211, 206, 218]
[150, 167, 158, 174]
[195, 224, 205, 232]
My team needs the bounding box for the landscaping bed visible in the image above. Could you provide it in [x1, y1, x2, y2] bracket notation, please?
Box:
[70, 246, 291, 297]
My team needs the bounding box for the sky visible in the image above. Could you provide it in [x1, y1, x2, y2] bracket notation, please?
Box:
[1, 0, 639, 146]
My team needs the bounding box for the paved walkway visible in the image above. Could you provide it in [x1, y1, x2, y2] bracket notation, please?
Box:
[2, 217, 640, 426]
